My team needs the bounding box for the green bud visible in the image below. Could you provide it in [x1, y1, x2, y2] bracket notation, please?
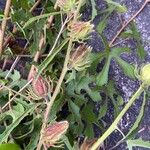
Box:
[68, 44, 92, 71]
[141, 64, 150, 85]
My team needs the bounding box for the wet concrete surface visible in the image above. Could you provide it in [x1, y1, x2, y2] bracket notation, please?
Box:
[86, 0, 150, 149]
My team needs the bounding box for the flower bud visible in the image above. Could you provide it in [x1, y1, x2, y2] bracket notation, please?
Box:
[56, 0, 77, 12]
[43, 121, 69, 148]
[140, 64, 150, 85]
[28, 66, 48, 98]
[68, 44, 92, 71]
[68, 21, 94, 41]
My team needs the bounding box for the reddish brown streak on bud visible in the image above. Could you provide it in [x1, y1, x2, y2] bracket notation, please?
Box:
[43, 121, 69, 147]
[28, 66, 48, 98]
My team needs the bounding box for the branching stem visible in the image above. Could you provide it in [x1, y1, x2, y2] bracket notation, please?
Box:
[109, 0, 149, 47]
[91, 85, 144, 150]
[36, 38, 73, 150]
[29, 0, 42, 12]
[36, 0, 84, 149]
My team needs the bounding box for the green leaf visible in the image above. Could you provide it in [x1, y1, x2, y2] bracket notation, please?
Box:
[111, 92, 147, 148]
[0, 104, 35, 143]
[26, 118, 42, 150]
[107, 81, 123, 117]
[66, 69, 76, 83]
[127, 138, 150, 150]
[0, 69, 26, 89]
[10, 70, 21, 82]
[69, 101, 81, 121]
[81, 104, 97, 122]
[115, 57, 135, 79]
[84, 123, 94, 138]
[90, 0, 97, 20]
[38, 39, 69, 76]
[96, 5, 115, 34]
[11, 9, 30, 23]
[76, 75, 92, 93]
[105, 0, 127, 13]
[120, 29, 133, 38]
[10, 103, 25, 120]
[87, 89, 101, 102]
[98, 99, 108, 119]
[20, 0, 29, 10]
[29, 19, 46, 54]
[0, 143, 20, 150]
[130, 22, 146, 60]
[89, 52, 106, 74]
[126, 91, 147, 139]
[46, 29, 56, 46]
[23, 11, 64, 29]
[96, 56, 111, 86]
[0, 79, 7, 85]
[82, 104, 96, 138]
[111, 47, 130, 57]
[97, 20, 107, 34]
[63, 135, 74, 150]
[109, 47, 135, 79]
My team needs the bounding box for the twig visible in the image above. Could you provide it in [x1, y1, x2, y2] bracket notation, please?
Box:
[2, 79, 33, 111]
[29, 0, 42, 12]
[109, 0, 150, 47]
[46, 3, 58, 29]
[47, 15, 71, 58]
[28, 2, 58, 80]
[3, 26, 17, 49]
[2, 0, 42, 52]
[111, 38, 130, 47]
[5, 56, 20, 79]
[27, 50, 41, 81]
[0, 0, 12, 56]
[4, 32, 31, 78]
[3, 85, 32, 102]
[2, 57, 8, 70]
[2, 54, 48, 58]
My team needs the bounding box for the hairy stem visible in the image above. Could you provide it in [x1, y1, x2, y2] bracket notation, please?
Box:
[36, 0, 84, 149]
[36, 39, 73, 150]
[91, 85, 144, 150]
